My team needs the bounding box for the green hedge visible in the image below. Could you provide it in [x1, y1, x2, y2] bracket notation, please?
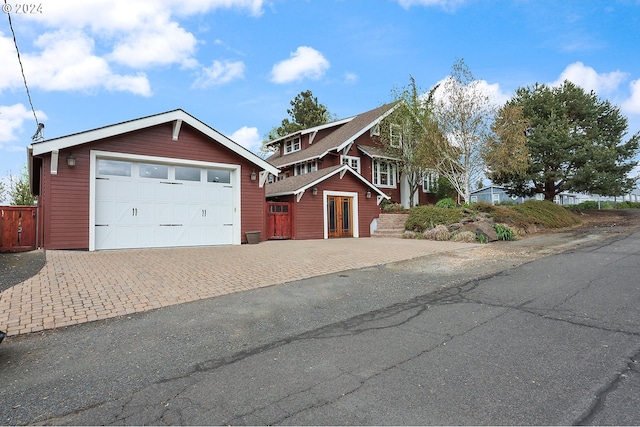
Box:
[405, 206, 464, 232]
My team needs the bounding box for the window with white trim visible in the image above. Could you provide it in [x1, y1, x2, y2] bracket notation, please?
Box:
[390, 124, 402, 148]
[422, 171, 438, 193]
[294, 160, 318, 176]
[372, 159, 397, 187]
[284, 137, 301, 154]
[341, 155, 361, 173]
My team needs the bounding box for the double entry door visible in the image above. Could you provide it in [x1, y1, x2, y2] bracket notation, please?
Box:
[327, 196, 353, 238]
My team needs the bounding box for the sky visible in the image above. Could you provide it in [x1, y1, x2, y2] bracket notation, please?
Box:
[1, 0, 640, 200]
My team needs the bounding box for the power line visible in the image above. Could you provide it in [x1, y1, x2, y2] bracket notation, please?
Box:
[5, 0, 43, 140]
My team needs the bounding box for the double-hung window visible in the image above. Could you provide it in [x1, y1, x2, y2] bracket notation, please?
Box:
[373, 159, 397, 187]
[422, 171, 438, 193]
[294, 160, 317, 176]
[284, 137, 301, 154]
[341, 155, 361, 173]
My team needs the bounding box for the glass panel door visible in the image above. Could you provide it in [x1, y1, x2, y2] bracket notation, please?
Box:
[327, 196, 353, 238]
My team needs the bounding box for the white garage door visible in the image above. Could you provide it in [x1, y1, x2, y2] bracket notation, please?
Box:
[94, 158, 235, 250]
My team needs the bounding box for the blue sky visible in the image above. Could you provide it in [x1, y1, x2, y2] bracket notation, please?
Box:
[2, 0, 640, 199]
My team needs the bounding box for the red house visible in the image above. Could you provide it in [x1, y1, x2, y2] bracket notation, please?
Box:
[28, 110, 279, 251]
[264, 103, 438, 240]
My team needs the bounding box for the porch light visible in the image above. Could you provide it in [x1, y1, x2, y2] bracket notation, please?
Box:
[66, 154, 76, 167]
[312, 187, 318, 196]
[250, 170, 257, 181]
[366, 190, 372, 199]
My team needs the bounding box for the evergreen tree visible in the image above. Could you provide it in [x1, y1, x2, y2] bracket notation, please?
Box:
[486, 81, 640, 200]
[267, 90, 334, 140]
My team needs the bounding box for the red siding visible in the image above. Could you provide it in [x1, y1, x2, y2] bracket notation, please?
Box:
[36, 123, 267, 249]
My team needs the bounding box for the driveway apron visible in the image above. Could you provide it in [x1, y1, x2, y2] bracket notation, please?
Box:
[0, 239, 478, 337]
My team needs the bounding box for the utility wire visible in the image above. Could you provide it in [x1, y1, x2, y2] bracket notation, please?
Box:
[5, 0, 43, 140]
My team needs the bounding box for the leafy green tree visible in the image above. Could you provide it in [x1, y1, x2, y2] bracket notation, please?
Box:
[9, 166, 37, 206]
[431, 58, 495, 202]
[486, 81, 640, 200]
[377, 76, 443, 206]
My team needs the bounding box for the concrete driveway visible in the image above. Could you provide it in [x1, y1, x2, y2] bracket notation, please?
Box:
[0, 238, 479, 337]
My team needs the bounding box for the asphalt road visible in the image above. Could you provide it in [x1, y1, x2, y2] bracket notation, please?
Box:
[1, 230, 639, 425]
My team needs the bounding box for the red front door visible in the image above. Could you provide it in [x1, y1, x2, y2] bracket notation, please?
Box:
[266, 202, 292, 239]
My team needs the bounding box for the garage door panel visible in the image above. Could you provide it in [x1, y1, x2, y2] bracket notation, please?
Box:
[95, 159, 236, 250]
[138, 181, 156, 201]
[95, 200, 115, 224]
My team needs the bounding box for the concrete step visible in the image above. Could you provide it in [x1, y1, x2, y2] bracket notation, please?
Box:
[373, 214, 407, 238]
[371, 230, 404, 238]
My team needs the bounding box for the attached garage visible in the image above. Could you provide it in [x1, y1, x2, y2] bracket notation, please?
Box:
[28, 110, 279, 251]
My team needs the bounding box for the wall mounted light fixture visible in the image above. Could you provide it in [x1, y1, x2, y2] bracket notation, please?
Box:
[250, 170, 257, 181]
[66, 154, 76, 167]
[366, 190, 372, 199]
[312, 187, 318, 196]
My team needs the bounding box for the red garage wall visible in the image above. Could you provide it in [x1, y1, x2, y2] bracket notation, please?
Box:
[35, 123, 267, 249]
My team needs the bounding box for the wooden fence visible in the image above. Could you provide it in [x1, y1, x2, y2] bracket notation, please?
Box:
[0, 206, 38, 252]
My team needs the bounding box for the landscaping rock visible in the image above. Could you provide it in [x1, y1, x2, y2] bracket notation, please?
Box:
[460, 220, 499, 242]
[474, 221, 499, 242]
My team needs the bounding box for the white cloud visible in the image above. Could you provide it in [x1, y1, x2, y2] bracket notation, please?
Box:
[431, 76, 510, 108]
[344, 72, 359, 84]
[2, 0, 264, 95]
[270, 46, 330, 84]
[108, 20, 198, 69]
[30, 0, 264, 31]
[474, 80, 511, 106]
[1, 30, 152, 96]
[229, 126, 261, 153]
[622, 79, 640, 115]
[396, 0, 467, 11]
[193, 60, 245, 88]
[0, 103, 48, 146]
[550, 62, 627, 95]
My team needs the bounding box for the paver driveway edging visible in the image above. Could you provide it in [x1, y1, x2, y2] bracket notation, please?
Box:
[0, 238, 480, 337]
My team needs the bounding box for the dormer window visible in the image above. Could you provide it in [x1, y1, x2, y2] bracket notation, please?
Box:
[284, 137, 301, 154]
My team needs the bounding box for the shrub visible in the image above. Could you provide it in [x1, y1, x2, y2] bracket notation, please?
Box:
[452, 231, 477, 243]
[435, 197, 456, 209]
[380, 200, 405, 213]
[616, 201, 640, 209]
[512, 200, 581, 229]
[494, 224, 515, 241]
[469, 202, 531, 229]
[424, 224, 451, 241]
[571, 200, 622, 211]
[405, 205, 464, 232]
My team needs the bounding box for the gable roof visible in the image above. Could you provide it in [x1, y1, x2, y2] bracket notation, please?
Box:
[267, 102, 399, 169]
[264, 117, 355, 147]
[357, 144, 399, 160]
[265, 164, 390, 200]
[29, 109, 279, 175]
